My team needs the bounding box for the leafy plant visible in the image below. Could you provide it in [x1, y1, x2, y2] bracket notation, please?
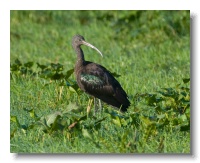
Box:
[132, 78, 190, 145]
[10, 59, 34, 77]
[10, 10, 190, 153]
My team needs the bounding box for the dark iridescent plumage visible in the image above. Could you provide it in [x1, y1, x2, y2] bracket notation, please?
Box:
[72, 35, 130, 112]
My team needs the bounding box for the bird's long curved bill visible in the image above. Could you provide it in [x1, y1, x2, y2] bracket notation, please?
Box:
[82, 40, 103, 57]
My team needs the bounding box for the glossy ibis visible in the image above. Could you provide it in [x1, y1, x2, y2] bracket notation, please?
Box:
[72, 34, 130, 112]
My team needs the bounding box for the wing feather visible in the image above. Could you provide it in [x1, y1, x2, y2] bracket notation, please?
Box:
[77, 62, 130, 112]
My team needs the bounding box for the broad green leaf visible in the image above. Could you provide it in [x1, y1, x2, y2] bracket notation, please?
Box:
[112, 116, 121, 127]
[78, 115, 88, 121]
[10, 115, 20, 127]
[37, 62, 47, 70]
[51, 63, 63, 72]
[10, 129, 17, 139]
[183, 78, 190, 84]
[59, 80, 66, 86]
[65, 102, 83, 113]
[45, 111, 62, 127]
[23, 108, 37, 119]
[24, 62, 34, 68]
[178, 114, 188, 122]
[121, 118, 128, 126]
[15, 59, 22, 66]
[39, 69, 53, 79]
[180, 124, 190, 131]
[51, 72, 64, 80]
[65, 68, 74, 80]
[157, 114, 165, 119]
[82, 129, 92, 139]
[10, 64, 20, 71]
[69, 86, 76, 93]
[29, 109, 36, 118]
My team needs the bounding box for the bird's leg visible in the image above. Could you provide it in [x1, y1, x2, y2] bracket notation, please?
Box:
[94, 97, 98, 115]
[99, 99, 103, 112]
[94, 99, 103, 116]
[87, 98, 93, 115]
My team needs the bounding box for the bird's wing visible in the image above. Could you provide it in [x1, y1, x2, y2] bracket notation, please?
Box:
[79, 62, 130, 111]
[80, 63, 115, 94]
[80, 73, 105, 86]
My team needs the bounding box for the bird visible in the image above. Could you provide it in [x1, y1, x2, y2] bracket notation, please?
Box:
[72, 34, 130, 112]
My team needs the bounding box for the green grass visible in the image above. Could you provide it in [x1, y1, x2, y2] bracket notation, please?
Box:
[10, 10, 190, 153]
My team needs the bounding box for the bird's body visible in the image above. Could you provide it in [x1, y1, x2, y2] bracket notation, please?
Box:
[72, 35, 130, 112]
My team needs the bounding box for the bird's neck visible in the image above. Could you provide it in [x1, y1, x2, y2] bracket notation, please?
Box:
[75, 47, 85, 66]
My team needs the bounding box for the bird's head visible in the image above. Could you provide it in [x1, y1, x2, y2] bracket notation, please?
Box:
[72, 34, 103, 57]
